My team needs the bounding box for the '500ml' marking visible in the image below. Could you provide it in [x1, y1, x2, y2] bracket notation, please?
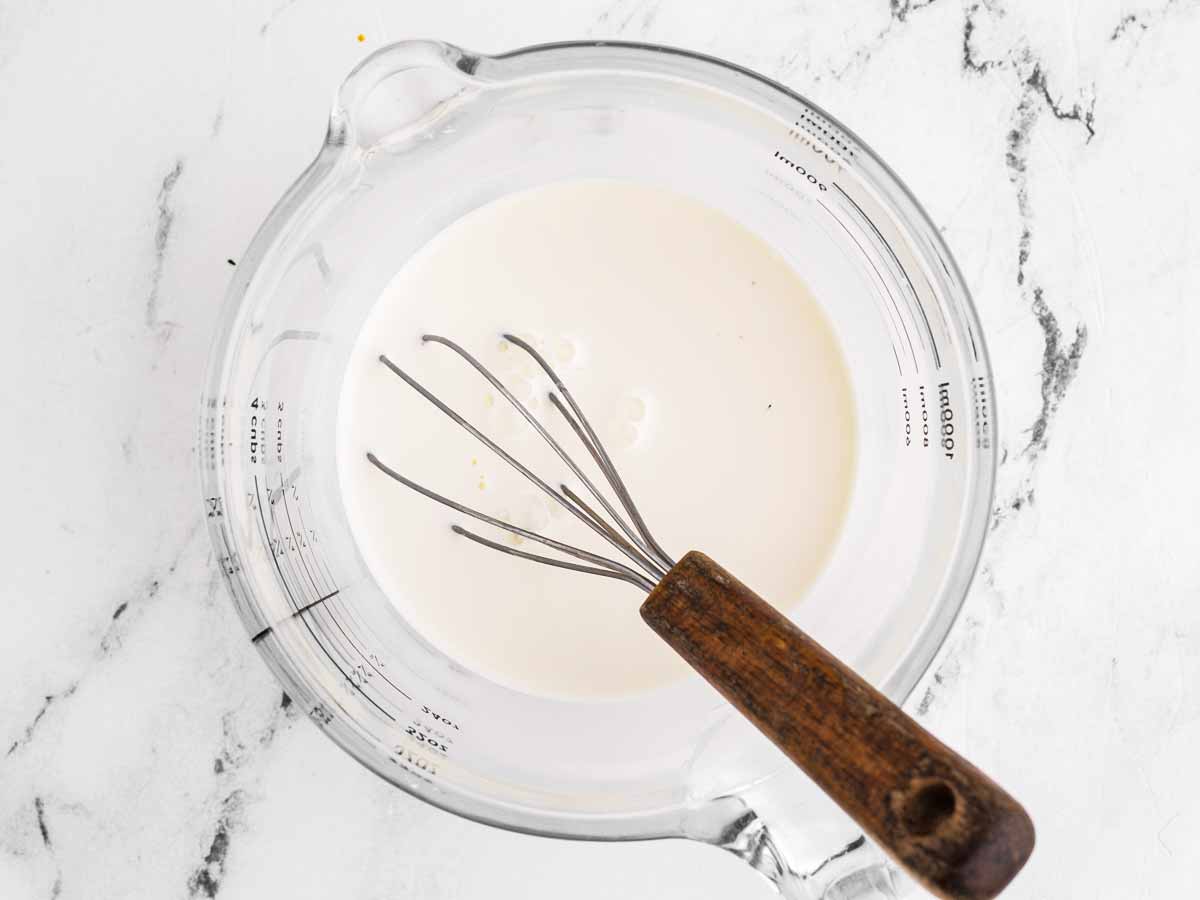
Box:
[772, 150, 829, 192]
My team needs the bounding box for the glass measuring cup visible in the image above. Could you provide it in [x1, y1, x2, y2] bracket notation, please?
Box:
[199, 41, 996, 899]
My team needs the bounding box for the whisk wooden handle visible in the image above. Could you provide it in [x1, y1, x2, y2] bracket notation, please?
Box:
[640, 551, 1034, 900]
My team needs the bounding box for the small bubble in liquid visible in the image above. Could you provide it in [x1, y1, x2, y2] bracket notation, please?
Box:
[554, 338, 576, 364]
[623, 395, 646, 421]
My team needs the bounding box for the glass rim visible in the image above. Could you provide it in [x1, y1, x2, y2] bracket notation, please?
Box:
[201, 38, 998, 843]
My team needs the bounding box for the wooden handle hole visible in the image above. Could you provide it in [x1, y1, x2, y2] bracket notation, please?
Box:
[901, 780, 958, 836]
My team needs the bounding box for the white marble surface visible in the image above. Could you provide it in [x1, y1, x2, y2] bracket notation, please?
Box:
[2, 1, 1199, 897]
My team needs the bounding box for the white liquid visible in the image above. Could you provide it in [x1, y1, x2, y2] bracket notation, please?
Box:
[337, 180, 857, 700]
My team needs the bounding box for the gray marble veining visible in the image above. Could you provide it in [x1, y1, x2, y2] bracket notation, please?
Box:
[2, 1, 1198, 897]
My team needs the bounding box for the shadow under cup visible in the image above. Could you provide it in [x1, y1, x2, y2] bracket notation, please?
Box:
[200, 40, 996, 900]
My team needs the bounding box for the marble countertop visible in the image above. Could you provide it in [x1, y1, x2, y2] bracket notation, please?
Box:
[2, 1, 1198, 897]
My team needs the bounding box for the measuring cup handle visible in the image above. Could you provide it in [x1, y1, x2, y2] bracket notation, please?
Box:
[683, 788, 907, 900]
[644, 551, 1034, 900]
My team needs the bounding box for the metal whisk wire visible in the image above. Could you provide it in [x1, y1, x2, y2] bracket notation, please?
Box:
[365, 452, 656, 591]
[503, 334, 675, 572]
[420, 335, 667, 579]
[366, 334, 674, 591]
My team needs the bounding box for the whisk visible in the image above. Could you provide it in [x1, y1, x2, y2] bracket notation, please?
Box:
[368, 334, 1033, 900]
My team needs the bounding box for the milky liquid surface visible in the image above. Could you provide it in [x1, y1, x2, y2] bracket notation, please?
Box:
[337, 180, 857, 700]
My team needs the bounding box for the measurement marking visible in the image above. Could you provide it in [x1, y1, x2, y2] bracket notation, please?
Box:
[277, 477, 408, 701]
[298, 595, 395, 721]
[253, 475, 394, 722]
[336, 621, 413, 700]
[323, 599, 413, 701]
[294, 508, 343, 607]
[276, 477, 411, 706]
[215, 523, 240, 579]
[217, 526, 235, 568]
[926, 256, 953, 343]
[834, 184, 941, 369]
[288, 498, 385, 682]
[265, 474, 338, 679]
[278, 475, 329, 605]
[305, 570, 413, 701]
[290, 589, 340, 619]
[291, 497, 333, 592]
[254, 476, 300, 613]
[267, 465, 304, 507]
[935, 254, 979, 362]
[287, 480, 339, 600]
[821, 192, 917, 370]
[251, 626, 272, 643]
[259, 472, 323, 622]
[290, 513, 412, 705]
[265, 480, 317, 616]
[820, 195, 911, 374]
[267, 479, 379, 708]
